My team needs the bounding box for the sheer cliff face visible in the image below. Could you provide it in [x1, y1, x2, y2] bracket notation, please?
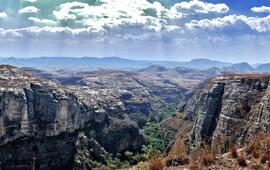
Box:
[189, 74, 270, 152]
[0, 65, 144, 169]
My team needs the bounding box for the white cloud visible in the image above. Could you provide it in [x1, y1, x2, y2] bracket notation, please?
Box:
[186, 15, 241, 29]
[186, 15, 270, 33]
[0, 12, 7, 18]
[0, 26, 105, 40]
[245, 15, 270, 32]
[24, 0, 37, 2]
[28, 17, 57, 25]
[19, 6, 39, 14]
[53, 0, 183, 32]
[251, 6, 270, 13]
[171, 0, 229, 14]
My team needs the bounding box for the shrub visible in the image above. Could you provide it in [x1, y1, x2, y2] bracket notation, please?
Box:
[261, 153, 270, 164]
[237, 156, 247, 167]
[136, 162, 147, 170]
[188, 160, 202, 170]
[231, 145, 238, 159]
[106, 154, 129, 169]
[165, 155, 189, 167]
[149, 156, 164, 170]
[202, 147, 216, 166]
[249, 159, 262, 170]
[253, 150, 261, 159]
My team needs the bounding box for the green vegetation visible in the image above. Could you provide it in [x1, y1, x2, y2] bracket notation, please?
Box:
[106, 154, 130, 169]
[79, 104, 177, 169]
[142, 122, 166, 153]
[161, 104, 177, 119]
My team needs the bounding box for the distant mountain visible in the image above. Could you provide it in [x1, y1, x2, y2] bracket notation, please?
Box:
[138, 65, 169, 73]
[0, 57, 233, 71]
[256, 63, 270, 72]
[182, 59, 231, 69]
[223, 62, 254, 73]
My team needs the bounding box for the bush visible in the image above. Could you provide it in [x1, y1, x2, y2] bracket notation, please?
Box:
[261, 153, 270, 164]
[165, 155, 189, 167]
[149, 156, 164, 170]
[253, 150, 261, 159]
[249, 159, 262, 170]
[136, 162, 147, 170]
[202, 147, 216, 166]
[231, 145, 238, 159]
[106, 154, 129, 169]
[237, 156, 247, 167]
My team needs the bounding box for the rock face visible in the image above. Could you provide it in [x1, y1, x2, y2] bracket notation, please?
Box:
[188, 74, 270, 152]
[0, 65, 144, 169]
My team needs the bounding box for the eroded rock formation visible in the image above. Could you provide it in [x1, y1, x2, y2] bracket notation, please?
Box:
[0, 65, 144, 169]
[188, 74, 270, 152]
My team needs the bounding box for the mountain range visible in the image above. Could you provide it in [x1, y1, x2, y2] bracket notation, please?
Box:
[1, 57, 270, 72]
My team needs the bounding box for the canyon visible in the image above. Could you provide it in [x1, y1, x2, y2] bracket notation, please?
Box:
[0, 64, 269, 169]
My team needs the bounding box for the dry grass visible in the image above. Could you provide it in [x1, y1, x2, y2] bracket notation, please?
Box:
[188, 146, 216, 169]
[168, 139, 187, 157]
[166, 139, 190, 167]
[161, 133, 270, 169]
[202, 146, 216, 166]
[247, 133, 270, 159]
[149, 156, 164, 170]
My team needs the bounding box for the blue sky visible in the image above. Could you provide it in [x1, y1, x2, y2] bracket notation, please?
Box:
[0, 0, 270, 63]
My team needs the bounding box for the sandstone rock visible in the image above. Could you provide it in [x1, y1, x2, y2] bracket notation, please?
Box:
[0, 65, 144, 169]
[188, 74, 270, 152]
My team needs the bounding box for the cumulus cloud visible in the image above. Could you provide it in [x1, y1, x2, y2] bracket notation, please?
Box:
[28, 17, 57, 25]
[19, 6, 39, 14]
[171, 0, 229, 14]
[51, 0, 229, 32]
[186, 15, 270, 33]
[0, 12, 7, 18]
[52, 0, 179, 32]
[251, 6, 270, 13]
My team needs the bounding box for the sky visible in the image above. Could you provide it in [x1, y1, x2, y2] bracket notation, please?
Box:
[0, 0, 270, 63]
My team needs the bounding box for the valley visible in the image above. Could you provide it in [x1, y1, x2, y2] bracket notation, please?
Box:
[0, 62, 269, 170]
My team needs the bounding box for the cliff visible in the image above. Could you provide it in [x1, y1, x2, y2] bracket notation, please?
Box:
[0, 65, 144, 169]
[188, 74, 270, 151]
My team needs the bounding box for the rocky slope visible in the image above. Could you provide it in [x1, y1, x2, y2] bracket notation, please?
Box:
[0, 65, 144, 169]
[186, 74, 270, 152]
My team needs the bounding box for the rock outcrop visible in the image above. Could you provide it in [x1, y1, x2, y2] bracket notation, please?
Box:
[188, 74, 270, 152]
[0, 65, 144, 169]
